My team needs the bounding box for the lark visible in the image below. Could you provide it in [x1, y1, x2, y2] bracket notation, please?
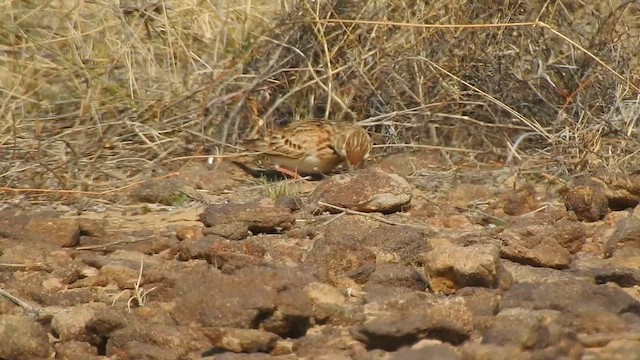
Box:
[241, 120, 372, 177]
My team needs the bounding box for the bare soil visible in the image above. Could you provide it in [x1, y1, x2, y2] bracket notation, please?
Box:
[2, 153, 640, 360]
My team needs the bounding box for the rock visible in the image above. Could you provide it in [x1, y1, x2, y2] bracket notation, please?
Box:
[564, 182, 609, 222]
[275, 196, 303, 211]
[351, 296, 473, 350]
[54, 341, 99, 360]
[305, 282, 365, 326]
[176, 235, 266, 271]
[199, 202, 295, 240]
[550, 219, 587, 254]
[367, 263, 428, 291]
[460, 344, 532, 360]
[424, 242, 504, 293]
[583, 339, 640, 360]
[30, 286, 96, 307]
[51, 303, 103, 342]
[107, 324, 210, 358]
[604, 206, 640, 258]
[363, 284, 416, 304]
[175, 225, 202, 241]
[500, 281, 640, 316]
[86, 307, 129, 339]
[129, 177, 189, 206]
[457, 287, 500, 317]
[0, 209, 84, 247]
[447, 184, 492, 208]
[502, 184, 540, 216]
[479, 309, 585, 359]
[304, 230, 376, 286]
[571, 257, 640, 287]
[392, 343, 461, 360]
[203, 353, 294, 360]
[502, 260, 590, 284]
[261, 287, 314, 337]
[292, 328, 365, 359]
[205, 328, 279, 353]
[51, 303, 127, 345]
[0, 315, 51, 359]
[98, 263, 140, 290]
[321, 216, 431, 263]
[172, 267, 277, 328]
[498, 225, 573, 269]
[480, 309, 562, 349]
[304, 282, 346, 306]
[309, 168, 412, 213]
[172, 266, 315, 336]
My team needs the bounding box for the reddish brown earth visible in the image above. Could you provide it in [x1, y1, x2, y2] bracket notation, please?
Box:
[2, 153, 640, 360]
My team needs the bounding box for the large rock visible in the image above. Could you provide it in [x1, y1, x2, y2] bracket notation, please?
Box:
[205, 328, 280, 353]
[172, 266, 316, 337]
[320, 216, 431, 263]
[500, 281, 640, 315]
[309, 168, 412, 213]
[107, 323, 210, 359]
[351, 294, 473, 350]
[304, 230, 377, 286]
[0, 315, 51, 359]
[176, 235, 266, 271]
[199, 201, 295, 240]
[0, 208, 103, 247]
[498, 225, 573, 269]
[425, 242, 507, 293]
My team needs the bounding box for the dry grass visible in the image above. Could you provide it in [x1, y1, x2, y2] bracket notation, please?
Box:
[2, 0, 640, 204]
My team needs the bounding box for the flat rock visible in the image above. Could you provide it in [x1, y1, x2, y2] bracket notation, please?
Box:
[460, 344, 532, 360]
[54, 340, 99, 360]
[351, 295, 473, 350]
[304, 229, 377, 286]
[172, 266, 315, 337]
[583, 339, 640, 360]
[292, 328, 365, 358]
[500, 281, 640, 316]
[391, 343, 461, 360]
[309, 168, 412, 213]
[499, 224, 573, 269]
[571, 257, 640, 287]
[205, 327, 279, 353]
[502, 260, 590, 284]
[367, 263, 428, 291]
[51, 302, 103, 342]
[176, 235, 266, 271]
[107, 323, 210, 358]
[0, 208, 94, 247]
[0, 315, 52, 359]
[322, 216, 431, 263]
[199, 201, 295, 240]
[604, 206, 640, 258]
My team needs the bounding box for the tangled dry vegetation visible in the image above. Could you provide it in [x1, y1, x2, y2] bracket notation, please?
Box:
[1, 0, 639, 203]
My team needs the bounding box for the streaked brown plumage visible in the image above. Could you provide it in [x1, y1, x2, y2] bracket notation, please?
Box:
[242, 120, 372, 175]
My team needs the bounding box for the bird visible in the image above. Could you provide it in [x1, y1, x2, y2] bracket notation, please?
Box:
[240, 120, 372, 177]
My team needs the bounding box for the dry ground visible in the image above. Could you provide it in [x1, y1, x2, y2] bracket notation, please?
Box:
[2, 0, 640, 359]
